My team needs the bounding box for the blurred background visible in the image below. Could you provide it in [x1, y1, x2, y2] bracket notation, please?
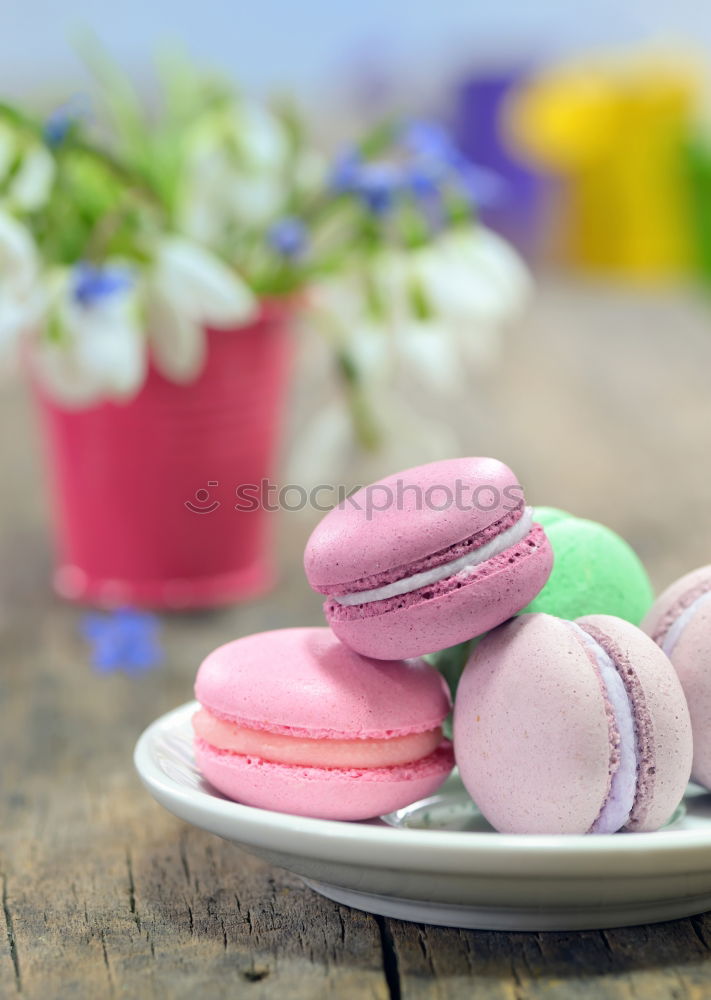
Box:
[2, 0, 711, 650]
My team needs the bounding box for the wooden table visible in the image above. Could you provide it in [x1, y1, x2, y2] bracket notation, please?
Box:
[3, 275, 711, 998]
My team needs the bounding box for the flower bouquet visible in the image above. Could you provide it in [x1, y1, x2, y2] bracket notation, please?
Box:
[0, 52, 530, 608]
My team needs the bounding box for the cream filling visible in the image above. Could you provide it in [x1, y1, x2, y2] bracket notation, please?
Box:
[332, 507, 534, 607]
[571, 625, 638, 834]
[661, 590, 711, 657]
[193, 709, 444, 768]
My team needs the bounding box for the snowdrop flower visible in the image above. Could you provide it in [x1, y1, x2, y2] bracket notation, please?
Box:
[7, 144, 55, 212]
[146, 236, 258, 382]
[394, 318, 465, 393]
[307, 274, 395, 389]
[178, 152, 234, 246]
[293, 149, 327, 198]
[179, 99, 322, 240]
[0, 211, 43, 353]
[237, 101, 289, 170]
[286, 391, 458, 494]
[31, 262, 145, 407]
[310, 225, 531, 397]
[0, 121, 54, 211]
[396, 227, 531, 383]
[411, 227, 531, 327]
[0, 124, 15, 182]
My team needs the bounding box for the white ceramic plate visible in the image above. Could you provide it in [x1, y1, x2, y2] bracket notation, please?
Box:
[135, 702, 711, 931]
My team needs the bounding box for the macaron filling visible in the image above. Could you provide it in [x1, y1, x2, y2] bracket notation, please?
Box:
[570, 624, 638, 834]
[654, 586, 711, 656]
[331, 507, 534, 608]
[193, 708, 445, 769]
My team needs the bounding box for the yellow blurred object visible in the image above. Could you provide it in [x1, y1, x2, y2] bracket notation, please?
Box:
[505, 49, 700, 279]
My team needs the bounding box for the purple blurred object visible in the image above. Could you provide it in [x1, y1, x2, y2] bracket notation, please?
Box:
[453, 67, 546, 255]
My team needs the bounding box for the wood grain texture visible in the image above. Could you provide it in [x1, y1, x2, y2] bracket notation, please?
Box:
[3, 276, 711, 999]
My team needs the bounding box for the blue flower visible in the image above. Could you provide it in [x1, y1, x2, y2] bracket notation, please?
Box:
[72, 261, 134, 308]
[43, 95, 89, 148]
[267, 217, 308, 258]
[354, 162, 404, 215]
[406, 165, 445, 229]
[331, 150, 404, 216]
[81, 608, 163, 676]
[331, 119, 505, 220]
[448, 158, 507, 209]
[401, 120, 457, 162]
[403, 118, 506, 209]
[330, 149, 362, 194]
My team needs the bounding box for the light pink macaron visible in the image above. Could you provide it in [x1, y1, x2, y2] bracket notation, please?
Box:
[643, 565, 711, 790]
[193, 627, 454, 820]
[304, 457, 553, 660]
[454, 613, 692, 835]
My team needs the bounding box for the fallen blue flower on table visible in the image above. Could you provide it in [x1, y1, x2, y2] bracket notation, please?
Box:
[81, 608, 163, 675]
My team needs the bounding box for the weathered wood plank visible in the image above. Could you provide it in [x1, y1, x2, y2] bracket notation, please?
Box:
[386, 919, 711, 999]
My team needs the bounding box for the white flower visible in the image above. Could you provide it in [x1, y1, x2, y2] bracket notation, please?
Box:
[178, 101, 291, 237]
[178, 99, 325, 242]
[410, 227, 532, 327]
[0, 124, 15, 182]
[146, 237, 258, 382]
[0, 211, 43, 352]
[8, 144, 55, 212]
[294, 149, 327, 197]
[394, 318, 464, 393]
[31, 264, 146, 407]
[237, 102, 289, 170]
[286, 391, 458, 493]
[0, 121, 55, 212]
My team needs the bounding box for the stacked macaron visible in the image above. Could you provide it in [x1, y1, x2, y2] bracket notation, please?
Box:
[192, 455, 694, 835]
[304, 458, 553, 660]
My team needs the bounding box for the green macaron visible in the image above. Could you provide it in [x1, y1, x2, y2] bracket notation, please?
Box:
[521, 507, 654, 624]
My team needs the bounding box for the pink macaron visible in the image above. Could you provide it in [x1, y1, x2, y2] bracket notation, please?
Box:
[643, 565, 711, 790]
[193, 627, 454, 820]
[304, 457, 553, 660]
[454, 613, 692, 834]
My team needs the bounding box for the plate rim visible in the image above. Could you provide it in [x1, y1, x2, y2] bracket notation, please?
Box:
[134, 701, 711, 878]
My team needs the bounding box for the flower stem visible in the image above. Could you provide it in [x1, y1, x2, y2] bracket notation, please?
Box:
[336, 349, 381, 451]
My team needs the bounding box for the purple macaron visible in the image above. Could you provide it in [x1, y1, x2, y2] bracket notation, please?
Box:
[643, 565, 711, 790]
[454, 613, 692, 834]
[304, 457, 553, 659]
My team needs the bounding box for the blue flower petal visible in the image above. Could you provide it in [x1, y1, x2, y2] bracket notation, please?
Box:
[80, 608, 163, 676]
[267, 217, 308, 258]
[73, 262, 134, 308]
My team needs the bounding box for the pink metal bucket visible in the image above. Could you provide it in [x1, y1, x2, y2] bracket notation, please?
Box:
[36, 307, 291, 609]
